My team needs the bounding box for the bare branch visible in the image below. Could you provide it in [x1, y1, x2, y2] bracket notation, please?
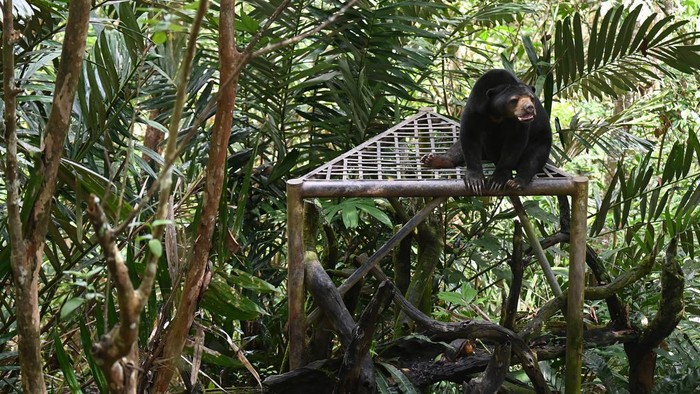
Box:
[87, 196, 135, 302]
[251, 0, 361, 59]
[135, 0, 211, 304]
[86, 194, 141, 388]
[147, 0, 237, 390]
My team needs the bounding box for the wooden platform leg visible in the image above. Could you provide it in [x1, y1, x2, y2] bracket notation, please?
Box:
[287, 179, 305, 369]
[566, 177, 588, 393]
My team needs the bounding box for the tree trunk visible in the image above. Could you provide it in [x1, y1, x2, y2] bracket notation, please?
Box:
[625, 238, 684, 393]
[626, 346, 656, 394]
[148, 0, 243, 390]
[395, 207, 444, 335]
[4, 0, 91, 391]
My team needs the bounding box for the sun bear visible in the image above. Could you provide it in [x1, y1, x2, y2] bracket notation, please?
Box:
[422, 69, 552, 193]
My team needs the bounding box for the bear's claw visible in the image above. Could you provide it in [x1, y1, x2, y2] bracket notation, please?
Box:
[505, 179, 525, 190]
[463, 172, 486, 194]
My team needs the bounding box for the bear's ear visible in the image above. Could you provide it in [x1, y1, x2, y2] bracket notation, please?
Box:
[486, 85, 507, 99]
[529, 85, 536, 93]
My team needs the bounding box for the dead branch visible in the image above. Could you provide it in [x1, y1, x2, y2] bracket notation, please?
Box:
[461, 342, 511, 393]
[335, 281, 393, 394]
[392, 327, 639, 387]
[304, 251, 375, 388]
[359, 256, 550, 394]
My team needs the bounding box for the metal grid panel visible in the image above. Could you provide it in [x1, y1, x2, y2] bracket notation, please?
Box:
[301, 108, 570, 182]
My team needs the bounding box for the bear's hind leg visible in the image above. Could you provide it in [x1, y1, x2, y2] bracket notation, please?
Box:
[421, 141, 464, 168]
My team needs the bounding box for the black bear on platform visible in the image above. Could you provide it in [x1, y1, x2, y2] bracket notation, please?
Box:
[422, 69, 552, 193]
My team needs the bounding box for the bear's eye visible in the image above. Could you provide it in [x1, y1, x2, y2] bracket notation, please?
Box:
[508, 98, 518, 105]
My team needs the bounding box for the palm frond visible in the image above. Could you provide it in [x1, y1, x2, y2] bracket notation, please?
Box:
[554, 5, 700, 99]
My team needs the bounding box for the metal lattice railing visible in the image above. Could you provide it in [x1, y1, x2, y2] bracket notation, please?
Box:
[302, 108, 570, 182]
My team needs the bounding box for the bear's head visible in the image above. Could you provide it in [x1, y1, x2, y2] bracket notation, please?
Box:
[485, 84, 537, 123]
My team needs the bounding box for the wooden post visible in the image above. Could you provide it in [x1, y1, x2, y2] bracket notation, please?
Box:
[287, 178, 305, 369]
[565, 177, 588, 393]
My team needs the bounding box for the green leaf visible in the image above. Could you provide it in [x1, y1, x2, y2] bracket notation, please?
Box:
[379, 362, 419, 394]
[573, 13, 585, 76]
[60, 297, 85, 321]
[267, 149, 300, 184]
[603, 6, 624, 64]
[229, 269, 279, 293]
[342, 204, 359, 228]
[587, 9, 601, 72]
[438, 283, 477, 307]
[200, 348, 243, 368]
[152, 219, 173, 227]
[376, 371, 391, 394]
[152, 30, 167, 45]
[357, 204, 393, 228]
[53, 331, 81, 393]
[437, 291, 469, 307]
[591, 167, 620, 236]
[148, 239, 163, 258]
[117, 1, 144, 61]
[203, 279, 266, 321]
[79, 317, 107, 391]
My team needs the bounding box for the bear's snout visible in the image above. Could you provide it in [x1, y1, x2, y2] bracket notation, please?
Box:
[515, 98, 536, 122]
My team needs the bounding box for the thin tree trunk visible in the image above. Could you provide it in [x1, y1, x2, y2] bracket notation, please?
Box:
[149, 0, 242, 390]
[3, 0, 90, 392]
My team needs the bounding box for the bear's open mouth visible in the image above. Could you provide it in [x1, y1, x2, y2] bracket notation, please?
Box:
[517, 114, 535, 122]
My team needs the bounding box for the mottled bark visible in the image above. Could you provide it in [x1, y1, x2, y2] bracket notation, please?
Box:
[86, 195, 143, 393]
[4, 0, 91, 392]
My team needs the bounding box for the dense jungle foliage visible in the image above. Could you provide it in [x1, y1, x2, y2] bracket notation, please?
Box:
[1, 0, 700, 392]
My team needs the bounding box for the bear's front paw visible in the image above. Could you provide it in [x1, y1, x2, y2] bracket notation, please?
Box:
[506, 178, 527, 190]
[488, 173, 511, 191]
[421, 153, 456, 169]
[463, 171, 485, 194]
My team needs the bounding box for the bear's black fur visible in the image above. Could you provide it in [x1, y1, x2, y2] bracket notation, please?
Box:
[422, 69, 552, 193]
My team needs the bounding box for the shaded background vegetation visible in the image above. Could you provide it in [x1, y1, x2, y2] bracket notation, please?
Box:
[1, 0, 700, 392]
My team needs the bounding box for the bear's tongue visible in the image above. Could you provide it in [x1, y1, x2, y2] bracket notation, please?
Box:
[518, 114, 534, 122]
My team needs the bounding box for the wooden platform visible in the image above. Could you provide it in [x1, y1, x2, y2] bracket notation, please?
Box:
[286, 108, 588, 393]
[297, 108, 577, 197]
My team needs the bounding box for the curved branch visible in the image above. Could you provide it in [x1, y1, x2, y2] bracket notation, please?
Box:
[362, 258, 551, 394]
[86, 195, 140, 390]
